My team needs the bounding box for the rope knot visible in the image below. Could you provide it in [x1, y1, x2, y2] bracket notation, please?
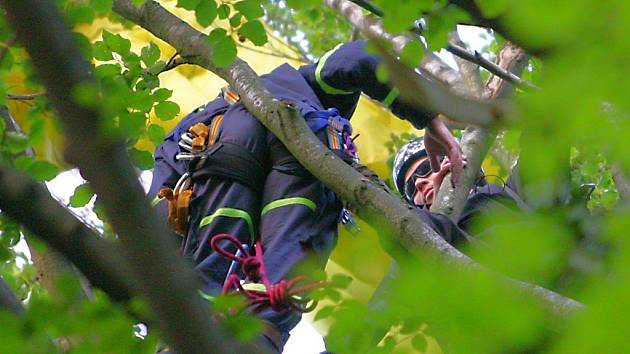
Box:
[242, 257, 262, 282]
[268, 280, 291, 311]
[210, 233, 325, 313]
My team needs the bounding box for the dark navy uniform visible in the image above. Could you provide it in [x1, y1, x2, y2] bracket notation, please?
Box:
[149, 41, 435, 352]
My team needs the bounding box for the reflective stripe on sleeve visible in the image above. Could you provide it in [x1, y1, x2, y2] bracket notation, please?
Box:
[315, 43, 355, 95]
[261, 197, 317, 216]
[151, 195, 163, 207]
[199, 207, 255, 242]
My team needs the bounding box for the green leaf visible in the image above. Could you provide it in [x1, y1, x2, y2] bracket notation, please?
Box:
[141, 43, 161, 67]
[70, 183, 95, 208]
[91, 0, 113, 14]
[234, 0, 264, 20]
[27, 160, 60, 181]
[154, 101, 180, 121]
[314, 305, 335, 321]
[152, 88, 172, 102]
[118, 111, 146, 138]
[129, 89, 154, 113]
[212, 35, 236, 68]
[177, 0, 201, 10]
[102, 30, 131, 55]
[72, 82, 100, 107]
[475, 0, 509, 17]
[330, 274, 352, 289]
[4, 131, 29, 154]
[218, 4, 230, 19]
[0, 49, 13, 71]
[195, 0, 218, 27]
[239, 20, 267, 46]
[93, 41, 113, 61]
[229, 13, 243, 27]
[400, 40, 424, 68]
[207, 28, 228, 44]
[128, 148, 154, 170]
[66, 5, 95, 25]
[411, 334, 428, 352]
[375, 63, 389, 83]
[147, 124, 166, 145]
[13, 155, 33, 171]
[94, 63, 121, 78]
[131, 0, 146, 5]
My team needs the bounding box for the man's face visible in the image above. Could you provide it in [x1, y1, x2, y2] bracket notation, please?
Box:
[403, 155, 452, 207]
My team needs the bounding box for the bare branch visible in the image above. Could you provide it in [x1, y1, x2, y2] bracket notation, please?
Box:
[326, 0, 512, 127]
[612, 164, 630, 203]
[0, 165, 136, 303]
[0, 275, 24, 316]
[109, 0, 581, 318]
[0, 104, 92, 301]
[236, 43, 306, 62]
[432, 41, 529, 220]
[447, 0, 549, 56]
[7, 92, 44, 100]
[447, 43, 539, 91]
[348, 0, 538, 90]
[0, 1, 248, 353]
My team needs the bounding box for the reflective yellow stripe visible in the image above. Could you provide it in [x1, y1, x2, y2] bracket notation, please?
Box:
[199, 207, 255, 242]
[242, 283, 266, 292]
[261, 197, 316, 216]
[198, 290, 216, 303]
[382, 87, 400, 107]
[315, 43, 355, 95]
[151, 195, 163, 207]
[242, 283, 303, 300]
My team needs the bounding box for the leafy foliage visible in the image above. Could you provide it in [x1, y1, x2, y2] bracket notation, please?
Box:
[1, 0, 630, 353]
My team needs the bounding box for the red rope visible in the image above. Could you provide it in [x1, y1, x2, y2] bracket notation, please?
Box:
[210, 233, 323, 313]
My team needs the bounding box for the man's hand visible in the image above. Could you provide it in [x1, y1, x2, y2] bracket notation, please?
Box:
[424, 117, 464, 183]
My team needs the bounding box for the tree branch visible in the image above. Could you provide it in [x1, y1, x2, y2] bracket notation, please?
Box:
[432, 41, 528, 220]
[0, 275, 24, 316]
[612, 164, 630, 204]
[448, 0, 550, 56]
[446, 43, 538, 91]
[349, 0, 538, 91]
[431, 32, 494, 219]
[7, 93, 45, 100]
[107, 0, 582, 318]
[0, 1, 247, 353]
[0, 104, 93, 302]
[325, 0, 512, 127]
[0, 164, 135, 304]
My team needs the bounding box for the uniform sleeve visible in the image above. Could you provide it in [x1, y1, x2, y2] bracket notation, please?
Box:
[315, 41, 436, 128]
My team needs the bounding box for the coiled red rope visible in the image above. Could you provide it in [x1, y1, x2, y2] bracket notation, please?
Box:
[210, 233, 323, 313]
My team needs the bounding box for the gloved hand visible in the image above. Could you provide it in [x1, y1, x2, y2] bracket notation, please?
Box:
[424, 117, 465, 183]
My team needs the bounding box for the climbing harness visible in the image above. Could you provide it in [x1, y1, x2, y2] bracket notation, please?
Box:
[210, 233, 324, 313]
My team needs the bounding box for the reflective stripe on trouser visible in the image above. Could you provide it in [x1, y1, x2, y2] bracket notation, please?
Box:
[183, 104, 341, 352]
[182, 103, 268, 294]
[254, 129, 343, 345]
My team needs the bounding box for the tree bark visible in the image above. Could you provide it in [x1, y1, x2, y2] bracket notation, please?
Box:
[0, 1, 250, 353]
[432, 41, 529, 220]
[0, 105, 91, 301]
[107, 0, 581, 318]
[0, 275, 24, 316]
[612, 164, 630, 204]
[324, 0, 512, 127]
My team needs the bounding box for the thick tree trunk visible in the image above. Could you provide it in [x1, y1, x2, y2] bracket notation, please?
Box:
[0, 1, 253, 353]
